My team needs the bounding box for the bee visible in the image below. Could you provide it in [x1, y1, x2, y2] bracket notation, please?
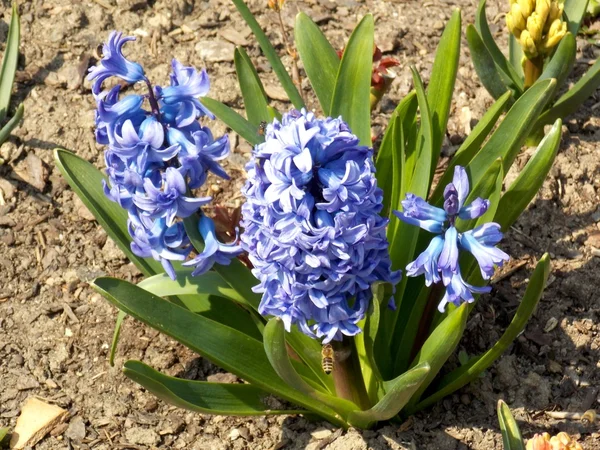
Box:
[258, 121, 267, 136]
[582, 409, 597, 425]
[321, 344, 334, 375]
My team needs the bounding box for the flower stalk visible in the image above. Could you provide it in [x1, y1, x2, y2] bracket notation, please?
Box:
[332, 338, 370, 410]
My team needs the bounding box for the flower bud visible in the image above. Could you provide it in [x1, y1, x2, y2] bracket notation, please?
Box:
[520, 30, 539, 58]
[543, 18, 567, 50]
[526, 12, 544, 42]
[526, 432, 583, 450]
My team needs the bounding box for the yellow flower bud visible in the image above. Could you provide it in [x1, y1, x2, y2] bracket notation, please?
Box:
[520, 29, 539, 58]
[535, 0, 551, 23]
[508, 3, 527, 34]
[526, 432, 583, 450]
[518, 0, 535, 18]
[527, 12, 545, 42]
[543, 19, 567, 50]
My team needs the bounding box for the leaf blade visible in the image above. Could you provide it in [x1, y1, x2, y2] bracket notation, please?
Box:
[123, 360, 307, 415]
[497, 400, 526, 450]
[330, 14, 374, 146]
[230, 0, 304, 108]
[200, 97, 262, 146]
[295, 12, 339, 115]
[234, 47, 271, 126]
[466, 25, 509, 100]
[0, 3, 20, 123]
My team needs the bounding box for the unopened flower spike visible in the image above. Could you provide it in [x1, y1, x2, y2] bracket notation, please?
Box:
[88, 31, 239, 279]
[241, 109, 400, 343]
[394, 166, 509, 312]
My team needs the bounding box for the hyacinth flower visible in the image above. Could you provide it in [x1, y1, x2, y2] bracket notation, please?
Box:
[57, 7, 559, 430]
[85, 31, 240, 279]
[395, 166, 509, 311]
[241, 108, 400, 343]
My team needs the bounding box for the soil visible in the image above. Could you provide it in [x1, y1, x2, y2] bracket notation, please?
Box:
[0, 0, 599, 449]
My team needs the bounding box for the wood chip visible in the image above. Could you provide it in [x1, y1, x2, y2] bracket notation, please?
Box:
[9, 397, 68, 449]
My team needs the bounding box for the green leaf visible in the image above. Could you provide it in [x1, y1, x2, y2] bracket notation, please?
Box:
[430, 91, 512, 204]
[0, 102, 23, 146]
[376, 92, 418, 216]
[123, 360, 306, 416]
[234, 47, 271, 126]
[508, 35, 524, 81]
[0, 3, 20, 123]
[497, 400, 525, 450]
[263, 318, 358, 420]
[200, 97, 262, 146]
[109, 310, 127, 367]
[427, 9, 461, 165]
[347, 363, 430, 425]
[496, 120, 561, 231]
[230, 0, 304, 109]
[564, 0, 590, 35]
[467, 78, 556, 186]
[0, 427, 9, 446]
[475, 0, 524, 92]
[355, 283, 384, 402]
[330, 14, 374, 146]
[539, 33, 576, 89]
[380, 68, 433, 363]
[466, 25, 509, 100]
[295, 12, 339, 115]
[171, 294, 263, 341]
[414, 255, 551, 412]
[54, 149, 163, 277]
[92, 277, 346, 426]
[404, 303, 470, 410]
[535, 57, 600, 130]
[138, 269, 246, 305]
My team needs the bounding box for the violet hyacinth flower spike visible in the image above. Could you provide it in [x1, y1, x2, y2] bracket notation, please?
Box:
[394, 166, 509, 312]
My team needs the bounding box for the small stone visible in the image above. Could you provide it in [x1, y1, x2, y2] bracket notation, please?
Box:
[311, 428, 333, 439]
[74, 197, 96, 222]
[433, 20, 444, 30]
[547, 360, 563, 374]
[13, 152, 47, 191]
[0, 141, 17, 162]
[228, 428, 240, 441]
[17, 376, 40, 391]
[195, 40, 235, 62]
[544, 317, 559, 333]
[45, 379, 59, 389]
[65, 416, 86, 441]
[206, 372, 237, 384]
[264, 84, 289, 102]
[219, 28, 248, 46]
[125, 427, 160, 446]
[460, 394, 471, 405]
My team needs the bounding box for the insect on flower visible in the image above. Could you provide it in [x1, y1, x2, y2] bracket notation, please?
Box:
[257, 120, 267, 136]
[321, 344, 334, 375]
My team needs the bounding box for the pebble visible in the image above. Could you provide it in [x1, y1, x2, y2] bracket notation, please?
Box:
[65, 416, 86, 441]
[311, 428, 333, 439]
[219, 28, 249, 46]
[195, 40, 235, 62]
[228, 428, 240, 441]
[125, 427, 160, 446]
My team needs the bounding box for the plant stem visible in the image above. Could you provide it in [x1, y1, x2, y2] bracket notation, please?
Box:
[332, 337, 370, 410]
[523, 57, 543, 89]
[410, 283, 445, 362]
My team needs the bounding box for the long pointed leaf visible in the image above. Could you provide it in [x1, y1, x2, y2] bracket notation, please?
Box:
[564, 0, 590, 36]
[54, 149, 163, 276]
[535, 57, 600, 130]
[475, 0, 524, 92]
[467, 25, 509, 100]
[414, 254, 550, 412]
[92, 277, 345, 426]
[430, 91, 512, 204]
[0, 103, 23, 146]
[539, 33, 576, 88]
[230, 0, 304, 109]
[123, 360, 307, 415]
[235, 47, 271, 126]
[497, 400, 526, 450]
[138, 269, 246, 305]
[496, 120, 561, 231]
[467, 79, 556, 186]
[427, 9, 461, 166]
[348, 363, 430, 425]
[109, 310, 127, 367]
[0, 3, 20, 123]
[330, 14, 374, 146]
[404, 303, 470, 411]
[295, 12, 339, 115]
[200, 97, 262, 146]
